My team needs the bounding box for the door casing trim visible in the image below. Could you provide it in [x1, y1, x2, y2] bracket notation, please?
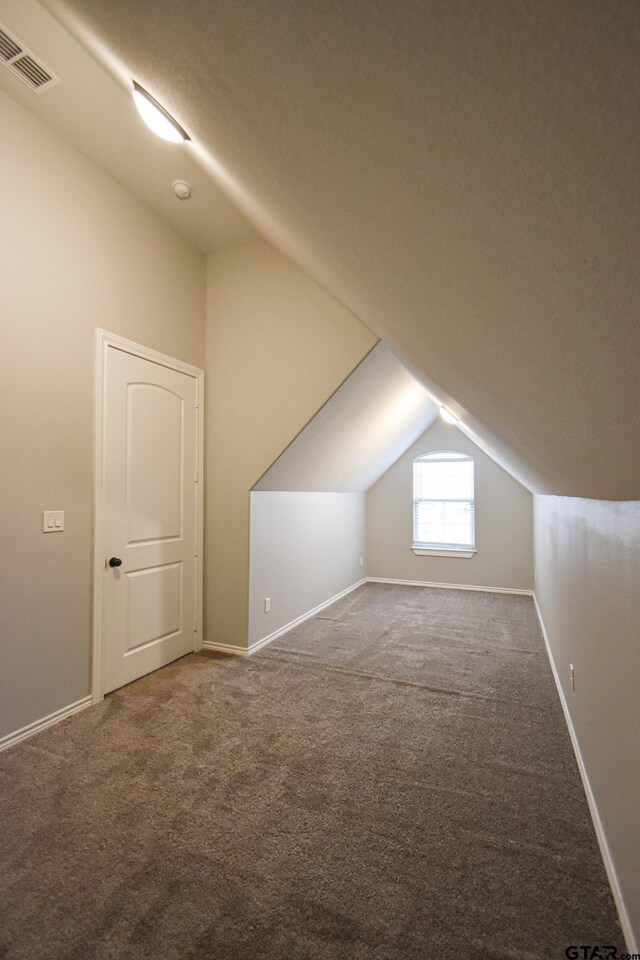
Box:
[93, 329, 204, 703]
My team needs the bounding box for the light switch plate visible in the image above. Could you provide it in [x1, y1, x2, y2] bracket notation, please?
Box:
[43, 510, 64, 533]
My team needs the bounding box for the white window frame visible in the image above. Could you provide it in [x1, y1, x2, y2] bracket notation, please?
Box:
[412, 450, 476, 558]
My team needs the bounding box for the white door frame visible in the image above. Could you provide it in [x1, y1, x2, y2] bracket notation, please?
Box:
[92, 329, 204, 703]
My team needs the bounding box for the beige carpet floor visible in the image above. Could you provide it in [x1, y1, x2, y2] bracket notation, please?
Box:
[0, 583, 623, 959]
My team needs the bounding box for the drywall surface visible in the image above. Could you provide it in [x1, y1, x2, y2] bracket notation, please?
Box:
[0, 0, 255, 254]
[367, 420, 533, 590]
[255, 343, 437, 492]
[49, 0, 640, 499]
[205, 241, 376, 650]
[0, 89, 205, 741]
[249, 492, 365, 647]
[534, 496, 640, 948]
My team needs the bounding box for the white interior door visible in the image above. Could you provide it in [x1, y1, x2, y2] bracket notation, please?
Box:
[102, 344, 199, 694]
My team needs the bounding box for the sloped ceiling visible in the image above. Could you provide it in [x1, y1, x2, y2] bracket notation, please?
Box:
[255, 344, 438, 493]
[42, 1, 640, 498]
[0, 0, 256, 251]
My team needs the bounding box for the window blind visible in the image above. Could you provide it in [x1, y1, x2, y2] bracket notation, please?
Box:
[413, 452, 475, 549]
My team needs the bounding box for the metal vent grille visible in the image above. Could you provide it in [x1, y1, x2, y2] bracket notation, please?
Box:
[0, 27, 21, 61]
[11, 54, 52, 89]
[0, 22, 59, 93]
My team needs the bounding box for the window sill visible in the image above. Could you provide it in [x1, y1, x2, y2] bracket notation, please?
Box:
[412, 547, 476, 559]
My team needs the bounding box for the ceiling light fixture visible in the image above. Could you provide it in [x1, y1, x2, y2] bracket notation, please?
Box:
[440, 405, 460, 425]
[132, 81, 190, 143]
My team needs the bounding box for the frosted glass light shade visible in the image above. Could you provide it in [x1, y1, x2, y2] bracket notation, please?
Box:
[132, 82, 189, 143]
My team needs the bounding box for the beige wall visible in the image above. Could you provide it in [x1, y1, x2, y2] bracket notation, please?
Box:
[255, 344, 437, 494]
[249, 492, 365, 647]
[534, 496, 640, 949]
[205, 241, 376, 650]
[69, 0, 640, 501]
[0, 89, 206, 740]
[367, 420, 534, 591]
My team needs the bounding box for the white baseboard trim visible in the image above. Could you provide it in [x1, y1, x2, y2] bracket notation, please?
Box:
[0, 695, 93, 753]
[366, 577, 533, 597]
[202, 640, 251, 658]
[203, 579, 368, 659]
[253, 578, 367, 650]
[533, 594, 636, 953]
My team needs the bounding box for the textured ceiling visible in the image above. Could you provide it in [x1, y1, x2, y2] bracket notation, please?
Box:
[0, 0, 256, 251]
[43, 0, 640, 498]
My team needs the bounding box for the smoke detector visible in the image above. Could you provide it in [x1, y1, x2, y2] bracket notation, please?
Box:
[172, 180, 192, 200]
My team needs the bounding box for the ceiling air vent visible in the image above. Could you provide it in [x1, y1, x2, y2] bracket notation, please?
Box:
[0, 24, 59, 93]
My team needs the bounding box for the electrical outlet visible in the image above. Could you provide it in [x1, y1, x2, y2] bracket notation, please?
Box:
[359, 556, 363, 567]
[264, 597, 271, 613]
[569, 663, 575, 692]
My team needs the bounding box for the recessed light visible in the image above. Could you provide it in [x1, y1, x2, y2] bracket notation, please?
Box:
[440, 405, 460, 425]
[132, 81, 189, 143]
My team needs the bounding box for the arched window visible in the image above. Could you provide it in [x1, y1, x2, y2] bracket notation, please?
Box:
[413, 450, 475, 554]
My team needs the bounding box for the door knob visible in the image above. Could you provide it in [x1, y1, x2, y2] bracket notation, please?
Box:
[108, 557, 123, 568]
